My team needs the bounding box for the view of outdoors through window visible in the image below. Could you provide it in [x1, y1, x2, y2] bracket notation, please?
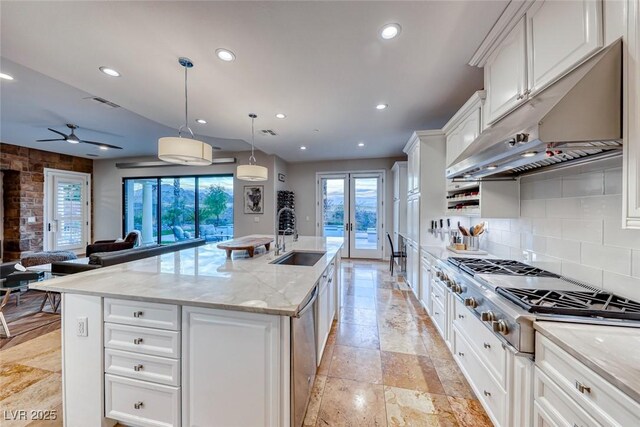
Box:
[123, 175, 233, 245]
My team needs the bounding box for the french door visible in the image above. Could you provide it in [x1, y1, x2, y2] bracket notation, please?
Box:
[44, 169, 91, 253]
[317, 172, 383, 259]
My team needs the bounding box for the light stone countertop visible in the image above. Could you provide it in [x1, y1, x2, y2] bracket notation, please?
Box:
[534, 321, 640, 403]
[30, 235, 343, 317]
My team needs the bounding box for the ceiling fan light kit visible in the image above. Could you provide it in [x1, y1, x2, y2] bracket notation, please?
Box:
[36, 123, 123, 149]
[237, 113, 268, 182]
[158, 57, 213, 166]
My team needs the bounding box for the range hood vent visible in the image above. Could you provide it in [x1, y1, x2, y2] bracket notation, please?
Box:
[447, 40, 622, 180]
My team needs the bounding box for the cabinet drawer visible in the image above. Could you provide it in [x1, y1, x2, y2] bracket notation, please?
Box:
[431, 278, 446, 303]
[453, 326, 506, 426]
[105, 374, 180, 427]
[431, 297, 446, 339]
[105, 323, 180, 358]
[453, 297, 507, 387]
[536, 333, 640, 426]
[105, 348, 180, 387]
[105, 298, 179, 331]
[534, 368, 599, 427]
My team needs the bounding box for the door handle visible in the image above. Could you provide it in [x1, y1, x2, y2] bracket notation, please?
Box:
[48, 223, 51, 232]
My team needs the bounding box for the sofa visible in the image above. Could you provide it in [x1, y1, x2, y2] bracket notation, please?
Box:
[51, 238, 206, 275]
[85, 230, 140, 257]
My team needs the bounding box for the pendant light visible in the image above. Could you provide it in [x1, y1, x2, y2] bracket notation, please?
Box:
[158, 57, 213, 166]
[237, 113, 268, 181]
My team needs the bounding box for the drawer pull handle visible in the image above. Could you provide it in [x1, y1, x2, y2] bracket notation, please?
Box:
[458, 314, 465, 319]
[434, 311, 440, 315]
[133, 311, 144, 318]
[134, 401, 144, 410]
[483, 343, 491, 349]
[575, 380, 591, 394]
[458, 352, 464, 357]
[133, 338, 144, 345]
[483, 390, 491, 397]
[133, 364, 144, 371]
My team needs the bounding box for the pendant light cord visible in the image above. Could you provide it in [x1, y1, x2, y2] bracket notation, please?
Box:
[249, 115, 256, 165]
[177, 58, 195, 139]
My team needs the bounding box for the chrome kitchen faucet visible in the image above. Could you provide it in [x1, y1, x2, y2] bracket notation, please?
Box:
[275, 207, 298, 256]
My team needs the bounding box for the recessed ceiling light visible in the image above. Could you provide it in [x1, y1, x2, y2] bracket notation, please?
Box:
[300, 146, 307, 150]
[376, 103, 388, 110]
[216, 48, 236, 62]
[195, 119, 207, 124]
[99, 66, 121, 77]
[521, 151, 537, 158]
[358, 142, 365, 147]
[275, 113, 286, 119]
[486, 165, 497, 170]
[380, 23, 402, 40]
[99, 146, 109, 151]
[0, 72, 14, 80]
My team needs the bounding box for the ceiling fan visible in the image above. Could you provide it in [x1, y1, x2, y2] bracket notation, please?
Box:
[36, 124, 123, 150]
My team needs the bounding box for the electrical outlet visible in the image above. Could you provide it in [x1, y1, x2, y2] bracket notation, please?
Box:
[77, 317, 88, 337]
[27, 216, 36, 224]
[254, 217, 259, 223]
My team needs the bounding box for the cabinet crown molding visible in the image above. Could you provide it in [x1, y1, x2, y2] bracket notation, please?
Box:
[442, 91, 486, 134]
[468, 0, 533, 67]
[403, 130, 446, 154]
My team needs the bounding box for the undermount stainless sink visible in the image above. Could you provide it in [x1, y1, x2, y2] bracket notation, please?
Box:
[271, 251, 326, 266]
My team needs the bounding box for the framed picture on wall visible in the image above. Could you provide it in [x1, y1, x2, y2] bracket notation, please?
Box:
[243, 185, 264, 214]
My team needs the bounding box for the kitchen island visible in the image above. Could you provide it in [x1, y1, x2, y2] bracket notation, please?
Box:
[31, 235, 343, 427]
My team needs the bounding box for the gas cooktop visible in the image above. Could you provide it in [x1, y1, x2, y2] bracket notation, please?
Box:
[448, 257, 560, 278]
[496, 288, 640, 321]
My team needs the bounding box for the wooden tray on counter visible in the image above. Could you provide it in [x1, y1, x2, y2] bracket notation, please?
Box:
[217, 237, 274, 258]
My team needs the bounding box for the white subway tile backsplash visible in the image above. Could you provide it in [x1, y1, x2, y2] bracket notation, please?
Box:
[561, 262, 603, 288]
[579, 195, 622, 219]
[580, 243, 632, 276]
[604, 168, 623, 195]
[521, 199, 546, 218]
[546, 198, 581, 218]
[602, 271, 640, 301]
[562, 171, 604, 198]
[523, 179, 562, 200]
[510, 218, 532, 233]
[546, 238, 581, 263]
[501, 230, 521, 248]
[603, 218, 640, 250]
[531, 219, 562, 238]
[561, 219, 603, 244]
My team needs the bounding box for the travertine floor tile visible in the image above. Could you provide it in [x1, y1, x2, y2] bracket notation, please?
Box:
[317, 344, 334, 376]
[329, 345, 383, 384]
[381, 352, 445, 394]
[339, 307, 378, 326]
[0, 364, 54, 401]
[336, 323, 379, 349]
[432, 358, 476, 399]
[447, 396, 494, 427]
[384, 386, 459, 427]
[1, 373, 62, 427]
[379, 329, 429, 356]
[0, 330, 61, 373]
[303, 375, 327, 426]
[316, 377, 387, 427]
[343, 295, 377, 309]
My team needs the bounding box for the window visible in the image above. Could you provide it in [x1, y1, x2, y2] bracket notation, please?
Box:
[123, 175, 233, 245]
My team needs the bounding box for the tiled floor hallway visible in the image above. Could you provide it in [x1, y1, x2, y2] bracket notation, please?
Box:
[303, 260, 492, 426]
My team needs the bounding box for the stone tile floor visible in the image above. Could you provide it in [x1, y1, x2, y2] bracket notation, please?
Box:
[0, 260, 493, 427]
[304, 260, 493, 427]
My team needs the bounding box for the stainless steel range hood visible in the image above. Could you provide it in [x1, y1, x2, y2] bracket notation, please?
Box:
[447, 40, 622, 180]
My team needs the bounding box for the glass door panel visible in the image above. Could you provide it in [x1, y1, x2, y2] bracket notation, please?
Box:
[319, 176, 348, 256]
[198, 176, 234, 242]
[349, 174, 382, 258]
[124, 179, 158, 245]
[160, 177, 196, 243]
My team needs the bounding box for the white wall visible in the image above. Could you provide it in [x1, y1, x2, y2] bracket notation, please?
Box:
[479, 156, 640, 300]
[287, 156, 405, 243]
[92, 150, 278, 241]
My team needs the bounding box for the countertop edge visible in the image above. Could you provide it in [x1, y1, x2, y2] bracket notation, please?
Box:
[533, 321, 640, 404]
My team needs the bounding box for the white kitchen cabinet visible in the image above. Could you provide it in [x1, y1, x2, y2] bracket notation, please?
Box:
[444, 91, 484, 167]
[526, 0, 603, 96]
[484, 17, 528, 125]
[535, 333, 640, 427]
[419, 252, 433, 314]
[391, 162, 408, 247]
[407, 194, 419, 245]
[182, 307, 281, 427]
[625, 0, 640, 228]
[406, 139, 421, 195]
[316, 263, 337, 362]
[410, 243, 419, 298]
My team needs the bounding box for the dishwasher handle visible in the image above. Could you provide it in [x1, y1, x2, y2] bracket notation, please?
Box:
[295, 286, 318, 318]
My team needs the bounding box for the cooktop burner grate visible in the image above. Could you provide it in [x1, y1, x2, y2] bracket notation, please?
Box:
[496, 287, 640, 320]
[448, 257, 560, 278]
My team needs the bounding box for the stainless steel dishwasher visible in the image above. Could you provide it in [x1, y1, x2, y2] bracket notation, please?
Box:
[291, 285, 318, 427]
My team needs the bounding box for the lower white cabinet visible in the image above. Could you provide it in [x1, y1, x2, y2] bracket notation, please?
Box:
[419, 253, 432, 314]
[105, 374, 180, 427]
[182, 307, 282, 427]
[535, 333, 640, 427]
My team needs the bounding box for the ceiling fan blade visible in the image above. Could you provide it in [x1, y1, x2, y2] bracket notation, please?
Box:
[80, 140, 123, 150]
[36, 138, 65, 142]
[47, 128, 69, 138]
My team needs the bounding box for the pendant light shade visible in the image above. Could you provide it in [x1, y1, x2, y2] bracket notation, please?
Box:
[237, 113, 268, 181]
[158, 57, 213, 166]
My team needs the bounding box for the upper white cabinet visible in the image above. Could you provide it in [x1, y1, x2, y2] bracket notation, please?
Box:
[481, 1, 604, 127]
[484, 18, 528, 126]
[625, 0, 640, 228]
[406, 139, 421, 195]
[444, 91, 484, 167]
[391, 162, 408, 247]
[527, 0, 603, 95]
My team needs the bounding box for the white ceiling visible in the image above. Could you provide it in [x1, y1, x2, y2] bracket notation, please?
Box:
[0, 1, 508, 162]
